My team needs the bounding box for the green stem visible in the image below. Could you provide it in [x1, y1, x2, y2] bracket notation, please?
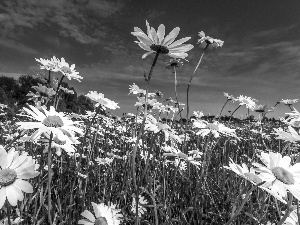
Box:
[47, 132, 53, 225]
[219, 99, 229, 122]
[185, 46, 207, 146]
[6, 200, 11, 225]
[229, 105, 241, 123]
[53, 75, 65, 109]
[224, 181, 265, 225]
[173, 66, 182, 120]
[277, 192, 293, 225]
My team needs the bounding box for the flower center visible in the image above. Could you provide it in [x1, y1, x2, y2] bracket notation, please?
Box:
[94, 217, 108, 225]
[0, 168, 17, 186]
[42, 115, 64, 127]
[150, 44, 169, 54]
[271, 167, 295, 185]
[244, 172, 262, 184]
[60, 66, 71, 74]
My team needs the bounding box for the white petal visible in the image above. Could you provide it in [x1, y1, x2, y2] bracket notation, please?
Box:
[156, 24, 165, 45]
[131, 32, 153, 46]
[6, 148, 15, 168]
[80, 210, 95, 222]
[6, 185, 19, 206]
[13, 179, 33, 193]
[142, 51, 154, 59]
[0, 147, 7, 168]
[167, 37, 191, 48]
[0, 187, 6, 209]
[287, 185, 300, 200]
[10, 152, 28, 170]
[168, 44, 194, 53]
[162, 27, 180, 46]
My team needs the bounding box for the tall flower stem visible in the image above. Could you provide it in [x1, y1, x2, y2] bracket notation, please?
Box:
[218, 99, 230, 122]
[53, 75, 65, 109]
[132, 50, 160, 225]
[184, 46, 208, 146]
[48, 70, 51, 87]
[229, 105, 241, 123]
[224, 181, 265, 225]
[172, 66, 182, 120]
[6, 200, 11, 225]
[47, 132, 53, 225]
[277, 192, 293, 225]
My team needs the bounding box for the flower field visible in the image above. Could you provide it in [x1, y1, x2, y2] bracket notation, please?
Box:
[1, 21, 300, 225]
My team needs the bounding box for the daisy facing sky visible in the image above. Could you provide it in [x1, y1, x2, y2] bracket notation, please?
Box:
[132, 20, 194, 59]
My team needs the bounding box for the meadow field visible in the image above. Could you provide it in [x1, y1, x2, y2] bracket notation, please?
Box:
[0, 21, 300, 225]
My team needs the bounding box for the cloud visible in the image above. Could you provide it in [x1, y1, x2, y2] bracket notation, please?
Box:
[0, 0, 124, 44]
[0, 39, 38, 54]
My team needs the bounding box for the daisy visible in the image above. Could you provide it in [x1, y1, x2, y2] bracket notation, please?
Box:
[59, 58, 83, 82]
[281, 99, 299, 105]
[129, 83, 146, 96]
[35, 56, 60, 72]
[16, 105, 83, 140]
[272, 126, 300, 143]
[86, 91, 120, 110]
[224, 158, 287, 203]
[132, 20, 194, 59]
[254, 151, 300, 200]
[236, 95, 257, 110]
[224, 92, 236, 102]
[193, 120, 237, 138]
[0, 147, 39, 208]
[78, 202, 122, 225]
[197, 31, 224, 49]
[165, 58, 184, 70]
[131, 194, 148, 217]
[253, 104, 274, 114]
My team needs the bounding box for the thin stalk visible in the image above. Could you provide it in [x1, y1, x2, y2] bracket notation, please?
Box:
[173, 66, 182, 120]
[297, 199, 300, 225]
[6, 200, 11, 225]
[219, 99, 229, 122]
[132, 50, 160, 225]
[228, 105, 241, 123]
[277, 193, 293, 225]
[47, 132, 53, 225]
[185, 46, 208, 145]
[224, 181, 265, 225]
[53, 75, 65, 109]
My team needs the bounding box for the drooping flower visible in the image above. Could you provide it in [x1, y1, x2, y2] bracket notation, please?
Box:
[165, 58, 184, 70]
[197, 31, 224, 49]
[132, 20, 194, 59]
[254, 151, 300, 200]
[86, 91, 120, 110]
[128, 83, 146, 96]
[59, 58, 83, 82]
[16, 105, 83, 141]
[78, 202, 122, 225]
[0, 147, 40, 208]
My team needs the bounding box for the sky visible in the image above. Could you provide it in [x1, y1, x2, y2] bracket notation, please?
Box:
[0, 0, 300, 119]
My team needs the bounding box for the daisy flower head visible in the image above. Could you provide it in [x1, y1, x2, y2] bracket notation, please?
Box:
[224, 158, 287, 203]
[281, 99, 299, 105]
[59, 58, 83, 82]
[35, 56, 60, 72]
[17, 105, 83, 141]
[165, 58, 185, 70]
[132, 20, 194, 59]
[0, 147, 39, 208]
[224, 92, 236, 102]
[78, 202, 122, 225]
[131, 194, 148, 217]
[253, 104, 274, 114]
[129, 83, 146, 96]
[197, 31, 224, 49]
[236, 95, 257, 110]
[254, 151, 300, 200]
[86, 91, 120, 110]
